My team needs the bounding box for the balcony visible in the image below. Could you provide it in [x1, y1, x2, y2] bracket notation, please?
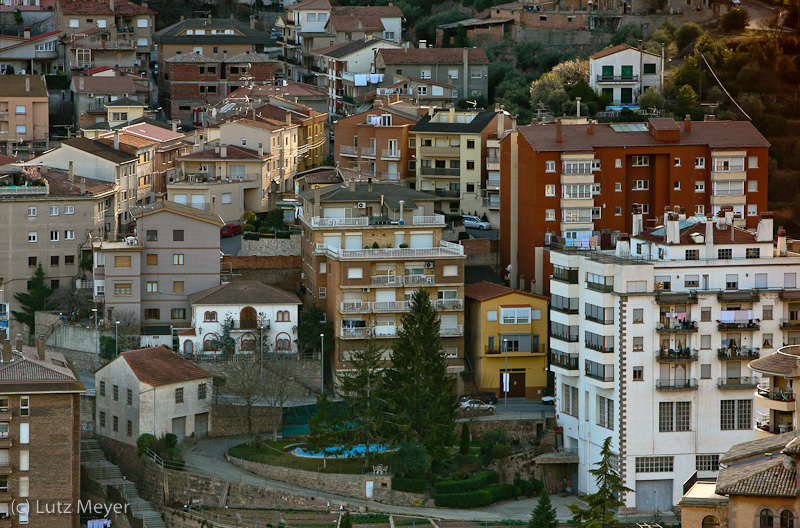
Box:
[585, 340, 614, 353]
[87, 103, 108, 113]
[656, 378, 698, 391]
[585, 368, 614, 383]
[595, 74, 639, 83]
[339, 145, 358, 157]
[656, 292, 698, 305]
[487, 344, 546, 355]
[717, 291, 760, 303]
[314, 240, 464, 260]
[440, 325, 463, 336]
[307, 214, 444, 228]
[755, 385, 796, 411]
[754, 414, 793, 437]
[717, 321, 760, 331]
[361, 147, 376, 158]
[342, 95, 356, 105]
[310, 64, 326, 73]
[413, 215, 445, 226]
[550, 351, 579, 371]
[419, 167, 460, 177]
[229, 319, 270, 330]
[717, 347, 760, 360]
[430, 189, 460, 198]
[655, 348, 698, 362]
[433, 299, 463, 311]
[370, 275, 400, 287]
[0, 184, 49, 196]
[381, 171, 402, 181]
[0, 462, 10, 476]
[419, 145, 461, 157]
[482, 197, 500, 208]
[718, 376, 759, 390]
[402, 274, 436, 286]
[340, 327, 377, 339]
[381, 149, 401, 160]
[781, 318, 800, 329]
[486, 177, 500, 189]
[656, 321, 698, 333]
[0, 411, 10, 422]
[71, 38, 136, 49]
[486, 157, 500, 171]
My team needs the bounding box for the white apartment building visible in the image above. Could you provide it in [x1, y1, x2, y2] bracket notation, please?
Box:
[549, 208, 800, 513]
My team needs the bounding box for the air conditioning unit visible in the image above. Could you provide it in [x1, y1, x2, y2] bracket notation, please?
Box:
[425, 261, 434, 269]
[357, 202, 367, 209]
[363, 287, 370, 293]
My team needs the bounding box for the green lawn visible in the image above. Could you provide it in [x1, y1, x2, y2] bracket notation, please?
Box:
[228, 443, 393, 474]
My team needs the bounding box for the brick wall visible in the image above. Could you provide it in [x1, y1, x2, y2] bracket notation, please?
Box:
[222, 254, 302, 292]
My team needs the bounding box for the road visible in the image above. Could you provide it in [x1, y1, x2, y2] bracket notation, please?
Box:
[220, 233, 242, 256]
[741, 0, 783, 29]
[465, 227, 499, 240]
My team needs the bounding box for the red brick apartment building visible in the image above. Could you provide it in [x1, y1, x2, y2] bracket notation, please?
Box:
[500, 117, 770, 294]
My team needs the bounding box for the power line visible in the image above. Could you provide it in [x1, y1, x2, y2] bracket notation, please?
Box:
[698, 52, 751, 120]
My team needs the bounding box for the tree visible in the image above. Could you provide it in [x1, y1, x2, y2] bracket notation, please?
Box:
[568, 437, 632, 528]
[674, 23, 702, 51]
[51, 284, 90, 322]
[307, 393, 345, 458]
[459, 423, 470, 455]
[340, 511, 353, 528]
[221, 359, 262, 446]
[295, 305, 334, 389]
[12, 264, 56, 341]
[260, 354, 294, 441]
[213, 315, 236, 356]
[377, 289, 458, 462]
[392, 442, 431, 478]
[720, 6, 750, 33]
[637, 86, 666, 110]
[529, 489, 558, 528]
[675, 84, 700, 117]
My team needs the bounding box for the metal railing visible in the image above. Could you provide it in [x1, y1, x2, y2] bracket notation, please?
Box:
[412, 214, 445, 225]
[486, 178, 500, 187]
[401, 274, 436, 286]
[440, 325, 463, 336]
[483, 197, 500, 208]
[339, 145, 358, 156]
[360, 147, 376, 157]
[655, 348, 699, 361]
[781, 318, 800, 328]
[718, 376, 759, 389]
[656, 378, 698, 390]
[550, 351, 579, 370]
[381, 149, 401, 159]
[310, 217, 369, 227]
[757, 385, 795, 402]
[717, 347, 760, 360]
[433, 299, 463, 310]
[656, 321, 698, 332]
[717, 321, 760, 330]
[419, 167, 460, 177]
[0, 184, 49, 195]
[314, 242, 464, 259]
[430, 189, 460, 198]
[596, 74, 639, 82]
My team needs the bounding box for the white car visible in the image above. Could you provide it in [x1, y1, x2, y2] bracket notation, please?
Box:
[460, 399, 496, 412]
[463, 215, 491, 230]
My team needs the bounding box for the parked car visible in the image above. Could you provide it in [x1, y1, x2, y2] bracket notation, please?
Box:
[460, 391, 498, 405]
[541, 396, 555, 405]
[460, 399, 496, 412]
[462, 215, 491, 230]
[220, 223, 242, 237]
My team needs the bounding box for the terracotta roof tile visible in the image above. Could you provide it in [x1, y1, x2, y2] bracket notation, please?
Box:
[98, 131, 158, 149]
[119, 347, 212, 387]
[635, 222, 758, 245]
[720, 431, 800, 464]
[288, 0, 331, 11]
[188, 280, 301, 305]
[130, 200, 223, 226]
[60, 137, 137, 164]
[42, 169, 117, 196]
[1, 75, 48, 97]
[378, 47, 489, 65]
[465, 281, 548, 302]
[749, 347, 800, 376]
[589, 43, 660, 60]
[330, 5, 402, 16]
[59, 0, 154, 16]
[328, 14, 384, 32]
[716, 455, 797, 497]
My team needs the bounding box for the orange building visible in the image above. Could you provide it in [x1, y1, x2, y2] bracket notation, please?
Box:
[500, 117, 770, 295]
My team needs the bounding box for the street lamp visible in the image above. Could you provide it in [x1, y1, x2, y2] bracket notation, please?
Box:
[115, 321, 120, 357]
[503, 338, 508, 412]
[320, 333, 325, 395]
[92, 308, 98, 371]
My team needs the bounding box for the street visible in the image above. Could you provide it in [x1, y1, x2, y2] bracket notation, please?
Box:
[741, 0, 782, 29]
[220, 233, 242, 256]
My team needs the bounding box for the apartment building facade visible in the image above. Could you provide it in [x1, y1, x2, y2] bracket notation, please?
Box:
[0, 75, 49, 159]
[548, 210, 797, 513]
[91, 200, 223, 329]
[334, 99, 423, 183]
[589, 44, 663, 106]
[70, 75, 150, 127]
[749, 343, 800, 438]
[98, 131, 156, 205]
[299, 181, 467, 379]
[0, 340, 84, 527]
[0, 165, 117, 339]
[0, 30, 62, 75]
[501, 118, 770, 294]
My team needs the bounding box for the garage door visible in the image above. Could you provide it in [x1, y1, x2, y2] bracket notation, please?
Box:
[194, 412, 209, 438]
[171, 416, 186, 443]
[635, 479, 673, 513]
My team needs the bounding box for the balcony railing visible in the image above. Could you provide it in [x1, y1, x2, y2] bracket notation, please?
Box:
[412, 215, 445, 226]
[718, 376, 759, 389]
[656, 378, 698, 391]
[483, 197, 500, 208]
[430, 189, 460, 198]
[585, 368, 614, 382]
[656, 321, 698, 333]
[314, 241, 464, 259]
[381, 149, 401, 159]
[717, 347, 760, 360]
[487, 344, 546, 355]
[655, 348, 698, 361]
[756, 385, 795, 402]
[433, 299, 463, 310]
[550, 330, 579, 342]
[550, 351, 579, 370]
[310, 217, 369, 227]
[486, 157, 500, 167]
[419, 167, 460, 177]
[229, 319, 270, 330]
[402, 275, 436, 286]
[717, 321, 760, 331]
[371, 275, 400, 286]
[0, 184, 49, 196]
[361, 147, 376, 157]
[781, 318, 800, 329]
[342, 95, 356, 105]
[340, 325, 460, 339]
[585, 340, 614, 353]
[87, 103, 109, 112]
[381, 171, 401, 181]
[596, 74, 639, 82]
[339, 145, 358, 156]
[440, 325, 463, 336]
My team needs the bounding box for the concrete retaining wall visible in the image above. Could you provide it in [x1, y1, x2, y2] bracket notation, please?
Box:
[222, 255, 302, 292]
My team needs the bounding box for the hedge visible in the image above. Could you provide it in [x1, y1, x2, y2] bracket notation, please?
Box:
[243, 233, 260, 241]
[513, 478, 545, 496]
[486, 484, 515, 502]
[434, 490, 492, 508]
[434, 471, 498, 494]
[393, 477, 427, 493]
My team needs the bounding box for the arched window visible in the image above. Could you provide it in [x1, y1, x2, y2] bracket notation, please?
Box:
[762, 509, 775, 528]
[276, 310, 290, 322]
[702, 516, 720, 528]
[275, 332, 292, 351]
[781, 511, 795, 528]
[241, 339, 256, 351]
[183, 340, 194, 356]
[203, 333, 219, 351]
[283, 310, 291, 322]
[204, 311, 217, 322]
[240, 306, 257, 329]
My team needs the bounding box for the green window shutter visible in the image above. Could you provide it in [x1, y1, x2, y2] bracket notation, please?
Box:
[621, 65, 633, 79]
[643, 63, 656, 74]
[621, 88, 633, 104]
[602, 65, 613, 78]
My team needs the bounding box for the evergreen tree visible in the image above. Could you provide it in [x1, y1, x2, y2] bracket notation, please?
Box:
[307, 394, 344, 456]
[213, 316, 236, 356]
[340, 511, 352, 528]
[12, 264, 55, 340]
[568, 437, 631, 528]
[529, 489, 558, 528]
[459, 423, 470, 455]
[378, 289, 458, 462]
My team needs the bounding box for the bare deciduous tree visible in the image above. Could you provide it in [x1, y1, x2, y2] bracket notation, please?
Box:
[221, 358, 262, 447]
[261, 354, 294, 442]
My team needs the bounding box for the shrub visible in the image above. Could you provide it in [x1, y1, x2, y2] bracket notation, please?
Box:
[393, 477, 427, 493]
[137, 434, 156, 455]
[372, 241, 380, 248]
[393, 442, 430, 478]
[399, 243, 409, 248]
[276, 231, 290, 239]
[340, 511, 352, 528]
[243, 233, 260, 241]
[486, 484, 515, 502]
[720, 6, 749, 33]
[459, 423, 470, 455]
[434, 490, 492, 508]
[435, 471, 498, 494]
[258, 227, 271, 234]
[165, 433, 178, 449]
[444, 214, 463, 223]
[492, 444, 510, 459]
[532, 479, 545, 494]
[242, 224, 256, 232]
[458, 231, 470, 240]
[455, 454, 479, 476]
[675, 23, 702, 51]
[514, 478, 536, 496]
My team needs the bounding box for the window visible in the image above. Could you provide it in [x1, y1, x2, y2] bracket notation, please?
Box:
[635, 456, 674, 472]
[127, 420, 132, 437]
[173, 230, 184, 241]
[695, 181, 706, 193]
[545, 209, 555, 221]
[65, 230, 75, 241]
[761, 510, 774, 528]
[27, 207, 36, 217]
[175, 387, 184, 404]
[726, 274, 738, 290]
[674, 158, 681, 167]
[198, 383, 207, 400]
[596, 396, 614, 429]
[721, 399, 752, 430]
[713, 181, 745, 196]
[763, 333, 773, 348]
[111, 385, 118, 401]
[173, 254, 184, 265]
[615, 206, 622, 216]
[466, 161, 475, 170]
[748, 180, 759, 192]
[643, 63, 657, 74]
[614, 182, 622, 192]
[127, 389, 132, 406]
[146, 254, 158, 266]
[747, 204, 758, 217]
[384, 31, 395, 40]
[14, 105, 26, 116]
[781, 511, 794, 528]
[51, 256, 59, 266]
[467, 139, 476, 149]
[28, 257, 37, 267]
[99, 381, 105, 397]
[487, 310, 498, 322]
[146, 281, 158, 293]
[19, 450, 28, 471]
[69, 18, 79, 27]
[100, 411, 106, 427]
[113, 415, 119, 432]
[443, 265, 458, 277]
[471, 69, 482, 79]
[701, 364, 712, 379]
[696, 205, 705, 215]
[319, 287, 326, 299]
[137, 17, 149, 27]
[659, 401, 690, 432]
[144, 308, 160, 319]
[545, 161, 556, 172]
[51, 279, 59, 289]
[632, 308, 644, 323]
[718, 248, 733, 260]
[746, 247, 760, 259]
[696, 455, 720, 471]
[633, 366, 643, 381]
[50, 231, 59, 242]
[173, 281, 184, 294]
[171, 309, 186, 320]
[695, 157, 706, 169]
[114, 283, 132, 296]
[146, 230, 157, 241]
[347, 268, 363, 279]
[221, 193, 232, 205]
[632, 155, 649, 167]
[714, 157, 745, 172]
[501, 307, 531, 324]
[19, 396, 29, 417]
[684, 249, 699, 261]
[561, 383, 579, 417]
[19, 475, 29, 497]
[49, 205, 59, 216]
[701, 307, 711, 321]
[631, 336, 644, 351]
[632, 180, 649, 190]
[701, 334, 712, 349]
[420, 68, 431, 79]
[585, 303, 614, 324]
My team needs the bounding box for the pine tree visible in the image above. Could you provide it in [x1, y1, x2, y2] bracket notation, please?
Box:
[378, 288, 458, 462]
[459, 423, 470, 455]
[307, 394, 344, 456]
[529, 489, 558, 528]
[340, 511, 352, 528]
[11, 264, 55, 340]
[568, 437, 631, 528]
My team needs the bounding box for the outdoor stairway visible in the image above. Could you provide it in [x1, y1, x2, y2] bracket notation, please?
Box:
[80, 439, 167, 528]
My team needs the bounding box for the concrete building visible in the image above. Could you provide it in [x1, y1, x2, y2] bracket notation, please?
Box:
[95, 346, 213, 445]
[548, 210, 800, 512]
[299, 181, 467, 380]
[0, 30, 62, 75]
[501, 118, 770, 295]
[70, 75, 150, 127]
[91, 200, 223, 330]
[0, 339, 84, 527]
[0, 164, 117, 340]
[333, 98, 424, 183]
[465, 281, 549, 399]
[97, 130, 156, 205]
[749, 344, 800, 438]
[176, 280, 301, 358]
[324, 5, 403, 44]
[201, 82, 330, 118]
[375, 47, 490, 102]
[589, 44, 663, 106]
[0, 75, 50, 160]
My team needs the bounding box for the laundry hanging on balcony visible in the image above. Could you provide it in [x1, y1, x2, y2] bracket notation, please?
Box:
[354, 74, 369, 86]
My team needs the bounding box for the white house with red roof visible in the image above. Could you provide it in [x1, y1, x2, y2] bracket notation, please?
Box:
[588, 43, 663, 106]
[95, 346, 214, 445]
[0, 30, 62, 75]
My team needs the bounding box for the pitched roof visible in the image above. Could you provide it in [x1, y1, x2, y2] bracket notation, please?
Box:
[118, 347, 212, 387]
[0, 155, 20, 166]
[165, 52, 218, 63]
[121, 123, 184, 142]
[227, 82, 327, 100]
[749, 346, 800, 376]
[295, 166, 376, 184]
[177, 144, 269, 160]
[225, 51, 273, 63]
[154, 18, 269, 44]
[721, 431, 800, 464]
[635, 220, 759, 245]
[42, 169, 117, 196]
[312, 37, 397, 59]
[98, 131, 158, 149]
[328, 14, 384, 32]
[378, 47, 489, 65]
[330, 5, 402, 16]
[716, 455, 797, 497]
[72, 75, 144, 93]
[0, 343, 83, 392]
[518, 120, 770, 152]
[288, 0, 331, 11]
[412, 110, 498, 134]
[188, 280, 301, 305]
[465, 281, 548, 302]
[0, 30, 62, 52]
[60, 137, 137, 163]
[130, 200, 224, 226]
[1, 75, 48, 98]
[105, 97, 145, 107]
[58, 0, 154, 15]
[590, 43, 660, 60]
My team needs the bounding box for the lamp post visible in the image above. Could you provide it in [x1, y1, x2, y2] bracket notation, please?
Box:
[92, 308, 98, 371]
[114, 321, 120, 358]
[503, 338, 508, 412]
[320, 333, 325, 395]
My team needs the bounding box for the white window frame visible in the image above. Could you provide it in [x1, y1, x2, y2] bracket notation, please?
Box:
[545, 160, 556, 172]
[695, 157, 705, 169]
[632, 155, 649, 167]
[65, 230, 75, 240]
[695, 181, 705, 192]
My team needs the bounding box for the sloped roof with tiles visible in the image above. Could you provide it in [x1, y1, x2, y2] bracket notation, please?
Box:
[635, 221, 759, 245]
[328, 15, 384, 32]
[330, 5, 402, 16]
[119, 347, 212, 387]
[188, 280, 301, 305]
[61, 137, 137, 163]
[716, 455, 797, 497]
[749, 346, 800, 376]
[465, 281, 548, 302]
[59, 0, 154, 15]
[590, 43, 660, 60]
[720, 431, 800, 464]
[378, 47, 489, 65]
[0, 344, 84, 393]
[130, 200, 223, 225]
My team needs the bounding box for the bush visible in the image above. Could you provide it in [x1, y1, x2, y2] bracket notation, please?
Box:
[393, 477, 428, 493]
[460, 423, 470, 455]
[393, 443, 430, 478]
[675, 23, 702, 51]
[340, 511, 352, 528]
[372, 241, 379, 248]
[513, 478, 541, 496]
[458, 231, 470, 240]
[435, 471, 498, 494]
[165, 433, 178, 449]
[720, 7, 749, 33]
[258, 227, 271, 234]
[242, 224, 256, 232]
[434, 490, 492, 508]
[243, 232, 260, 241]
[532, 479, 545, 494]
[454, 454, 479, 476]
[444, 214, 463, 223]
[492, 444, 510, 459]
[486, 484, 515, 502]
[137, 433, 156, 455]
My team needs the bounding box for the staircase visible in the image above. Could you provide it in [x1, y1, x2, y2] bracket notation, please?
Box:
[81, 439, 167, 528]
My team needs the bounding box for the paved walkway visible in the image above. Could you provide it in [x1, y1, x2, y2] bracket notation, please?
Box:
[181, 436, 584, 522]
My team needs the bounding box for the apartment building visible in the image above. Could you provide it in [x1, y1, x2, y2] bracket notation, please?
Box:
[334, 98, 424, 183]
[311, 37, 400, 116]
[411, 108, 512, 216]
[749, 344, 800, 438]
[70, 75, 150, 127]
[0, 165, 117, 339]
[299, 181, 466, 379]
[294, 166, 375, 193]
[589, 44, 663, 106]
[501, 118, 770, 295]
[95, 131, 156, 206]
[0, 75, 49, 159]
[95, 346, 213, 445]
[0, 30, 62, 75]
[375, 47, 490, 101]
[0, 0, 55, 12]
[324, 5, 402, 43]
[465, 281, 549, 399]
[0, 339, 84, 527]
[547, 209, 800, 513]
[91, 200, 223, 329]
[56, 0, 156, 73]
[33, 137, 140, 228]
[204, 82, 330, 117]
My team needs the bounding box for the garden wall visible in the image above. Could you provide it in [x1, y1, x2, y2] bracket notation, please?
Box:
[465, 417, 548, 442]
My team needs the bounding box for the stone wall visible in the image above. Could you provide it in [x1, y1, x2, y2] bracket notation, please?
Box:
[466, 417, 547, 443]
[241, 235, 302, 256]
[462, 238, 501, 271]
[222, 255, 302, 292]
[199, 356, 322, 399]
[209, 404, 282, 438]
[96, 435, 166, 507]
[489, 451, 537, 484]
[81, 393, 96, 438]
[514, 27, 611, 52]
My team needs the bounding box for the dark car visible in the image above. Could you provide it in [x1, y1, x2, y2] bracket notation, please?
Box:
[220, 223, 242, 237]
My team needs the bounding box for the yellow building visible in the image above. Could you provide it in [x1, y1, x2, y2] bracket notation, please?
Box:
[465, 281, 548, 399]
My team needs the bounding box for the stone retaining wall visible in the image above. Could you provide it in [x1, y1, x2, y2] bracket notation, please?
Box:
[209, 404, 282, 438]
[96, 435, 166, 507]
[467, 417, 547, 442]
[241, 235, 302, 256]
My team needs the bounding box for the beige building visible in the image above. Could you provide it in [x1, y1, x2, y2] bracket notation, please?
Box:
[0, 164, 117, 340]
[0, 75, 49, 160]
[91, 200, 223, 331]
[749, 344, 800, 438]
[299, 181, 466, 382]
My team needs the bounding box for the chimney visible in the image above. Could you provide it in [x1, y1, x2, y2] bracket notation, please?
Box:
[368, 177, 373, 192]
[109, 0, 114, 11]
[214, 145, 220, 154]
[313, 184, 321, 218]
[778, 226, 788, 256]
[171, 120, 178, 133]
[114, 130, 120, 150]
[180, 15, 184, 21]
[142, 1, 147, 7]
[15, 335, 22, 353]
[250, 16, 256, 29]
[419, 40, 427, 49]
[615, 233, 631, 257]
[25, 76, 30, 92]
[724, 207, 734, 228]
[80, 178, 86, 194]
[78, 76, 84, 91]
[24, 27, 30, 39]
[427, 107, 434, 117]
[68, 160, 74, 182]
[286, 113, 291, 127]
[349, 179, 356, 192]
[555, 120, 562, 144]
[666, 213, 680, 244]
[220, 145, 228, 158]
[448, 106, 455, 121]
[684, 115, 692, 133]
[37, 340, 46, 361]
[258, 142, 264, 157]
[716, 209, 728, 230]
[678, 207, 687, 222]
[399, 199, 404, 220]
[705, 215, 715, 256]
[1, 343, 10, 363]
[212, 195, 216, 216]
[631, 205, 643, 236]
[756, 212, 774, 242]
[587, 120, 594, 134]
